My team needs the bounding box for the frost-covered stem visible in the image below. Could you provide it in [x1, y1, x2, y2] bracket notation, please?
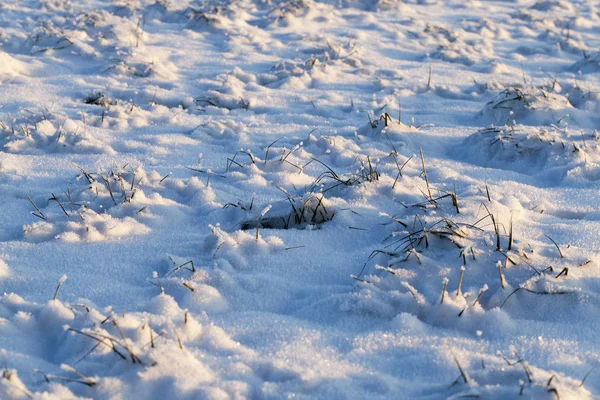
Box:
[256, 205, 272, 241]
[456, 266, 465, 296]
[440, 277, 448, 304]
[497, 261, 506, 290]
[476, 331, 485, 369]
[427, 58, 432, 89]
[472, 284, 488, 307]
[53, 274, 68, 301]
[149, 323, 155, 348]
[420, 148, 432, 201]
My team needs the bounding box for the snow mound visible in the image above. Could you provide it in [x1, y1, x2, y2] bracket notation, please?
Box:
[458, 124, 594, 174]
[572, 53, 600, 74]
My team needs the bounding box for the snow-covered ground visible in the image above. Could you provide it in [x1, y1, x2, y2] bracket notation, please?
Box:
[1, 0, 600, 398]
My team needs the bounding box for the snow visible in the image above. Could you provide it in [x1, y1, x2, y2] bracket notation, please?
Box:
[1, 0, 600, 398]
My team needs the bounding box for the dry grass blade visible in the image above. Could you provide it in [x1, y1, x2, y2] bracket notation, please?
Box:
[508, 213, 513, 251]
[450, 348, 469, 384]
[112, 316, 142, 364]
[256, 205, 272, 240]
[264, 137, 285, 164]
[547, 387, 559, 399]
[149, 323, 155, 348]
[350, 274, 369, 283]
[34, 370, 95, 387]
[171, 324, 184, 350]
[472, 285, 487, 307]
[166, 260, 195, 277]
[73, 342, 102, 365]
[451, 192, 460, 214]
[381, 213, 408, 228]
[481, 204, 500, 250]
[501, 353, 533, 383]
[285, 245, 306, 250]
[49, 193, 69, 217]
[419, 148, 433, 201]
[515, 252, 541, 275]
[500, 287, 569, 308]
[580, 362, 599, 388]
[440, 278, 448, 304]
[392, 155, 413, 190]
[545, 234, 564, 258]
[310, 157, 340, 180]
[456, 266, 465, 296]
[185, 166, 206, 174]
[68, 328, 127, 360]
[427, 58, 432, 89]
[159, 172, 171, 183]
[76, 165, 95, 184]
[555, 267, 568, 279]
[26, 194, 46, 220]
[53, 274, 67, 300]
[2, 369, 33, 398]
[60, 364, 96, 386]
[99, 174, 116, 205]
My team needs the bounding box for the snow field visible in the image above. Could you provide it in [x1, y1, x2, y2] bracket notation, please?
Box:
[1, 0, 600, 399]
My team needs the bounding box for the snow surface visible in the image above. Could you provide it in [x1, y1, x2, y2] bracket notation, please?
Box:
[1, 0, 600, 398]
